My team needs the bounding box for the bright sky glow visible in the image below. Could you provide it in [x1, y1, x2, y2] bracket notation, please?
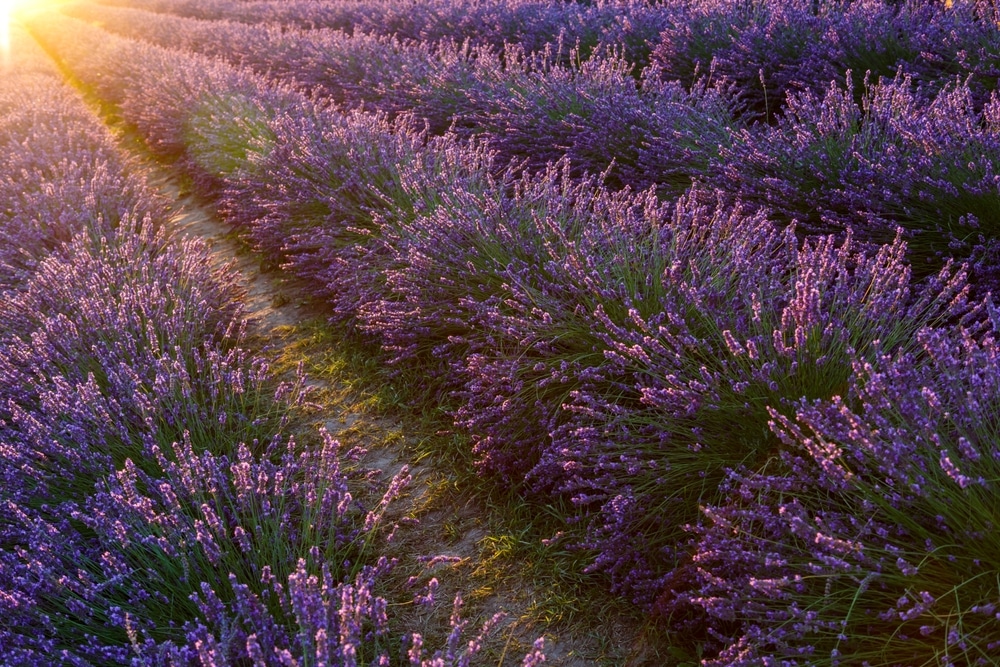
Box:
[3, 0, 61, 12]
[1, 2, 11, 70]
[1, 0, 67, 68]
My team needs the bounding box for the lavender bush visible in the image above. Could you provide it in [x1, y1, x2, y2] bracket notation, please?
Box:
[712, 71, 1000, 288]
[221, 109, 501, 331]
[361, 163, 616, 477]
[650, 0, 835, 122]
[458, 42, 670, 189]
[676, 320, 1000, 666]
[527, 189, 981, 603]
[637, 73, 740, 196]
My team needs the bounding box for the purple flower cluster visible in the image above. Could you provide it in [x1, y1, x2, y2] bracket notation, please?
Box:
[672, 322, 1000, 665]
[26, 3, 1000, 663]
[69, 0, 730, 194]
[90, 0, 672, 64]
[651, 0, 1000, 121]
[711, 70, 1000, 285]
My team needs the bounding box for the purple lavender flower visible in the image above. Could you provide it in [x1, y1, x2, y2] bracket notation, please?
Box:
[684, 321, 1000, 665]
[712, 70, 1000, 289]
[651, 0, 837, 122]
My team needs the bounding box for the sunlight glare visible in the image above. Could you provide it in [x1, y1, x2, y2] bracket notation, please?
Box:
[1, 1, 11, 70]
[1, 0, 65, 68]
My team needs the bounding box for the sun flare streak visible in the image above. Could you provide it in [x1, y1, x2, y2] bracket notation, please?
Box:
[1, 0, 62, 68]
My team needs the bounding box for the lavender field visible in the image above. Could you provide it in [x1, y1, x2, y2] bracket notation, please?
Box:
[4, 0, 1000, 665]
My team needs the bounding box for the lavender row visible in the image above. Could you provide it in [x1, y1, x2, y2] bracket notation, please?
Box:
[64, 0, 731, 194]
[238, 126, 998, 661]
[0, 20, 273, 663]
[63, 1, 492, 128]
[87, 0, 1000, 122]
[90, 0, 671, 65]
[1, 23, 510, 667]
[0, 24, 166, 292]
[28, 16, 1000, 667]
[65, 1, 1000, 280]
[649, 0, 1000, 121]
